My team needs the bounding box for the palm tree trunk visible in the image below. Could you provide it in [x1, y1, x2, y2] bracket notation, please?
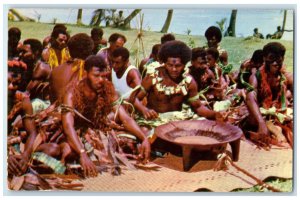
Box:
[281, 10, 287, 32]
[121, 9, 142, 28]
[225, 10, 237, 37]
[94, 10, 103, 26]
[77, 9, 83, 25]
[160, 9, 173, 33]
[9, 9, 35, 22]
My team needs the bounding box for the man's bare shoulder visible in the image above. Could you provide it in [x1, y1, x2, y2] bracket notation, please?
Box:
[51, 63, 71, 77]
[33, 61, 51, 79]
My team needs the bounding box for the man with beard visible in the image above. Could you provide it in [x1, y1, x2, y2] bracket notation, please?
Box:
[61, 55, 150, 177]
[50, 33, 94, 103]
[42, 24, 69, 49]
[42, 28, 70, 69]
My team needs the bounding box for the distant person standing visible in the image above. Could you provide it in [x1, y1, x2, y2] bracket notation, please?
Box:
[253, 28, 264, 39]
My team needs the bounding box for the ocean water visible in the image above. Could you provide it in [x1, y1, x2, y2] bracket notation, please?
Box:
[15, 8, 294, 40]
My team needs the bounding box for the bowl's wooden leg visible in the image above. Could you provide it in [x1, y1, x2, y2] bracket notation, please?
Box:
[229, 139, 240, 161]
[182, 146, 192, 171]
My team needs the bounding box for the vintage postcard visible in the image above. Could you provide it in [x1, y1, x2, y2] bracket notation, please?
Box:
[5, 5, 294, 193]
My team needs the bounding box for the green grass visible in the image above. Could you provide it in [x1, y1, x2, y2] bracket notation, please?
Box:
[232, 177, 293, 192]
[8, 21, 294, 72]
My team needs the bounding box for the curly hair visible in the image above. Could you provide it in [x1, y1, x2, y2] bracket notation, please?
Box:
[191, 47, 206, 61]
[250, 49, 264, 64]
[158, 40, 191, 65]
[206, 47, 219, 60]
[51, 27, 67, 39]
[91, 27, 104, 38]
[8, 27, 21, 41]
[161, 33, 175, 44]
[108, 33, 127, 43]
[23, 38, 43, 58]
[112, 47, 130, 61]
[263, 42, 286, 57]
[84, 55, 107, 72]
[53, 24, 67, 32]
[205, 26, 222, 43]
[67, 33, 94, 60]
[151, 44, 161, 56]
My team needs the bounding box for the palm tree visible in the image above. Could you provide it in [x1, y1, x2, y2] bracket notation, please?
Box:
[281, 10, 293, 33]
[216, 18, 227, 33]
[90, 9, 116, 27]
[225, 10, 237, 37]
[9, 9, 35, 22]
[160, 9, 173, 33]
[76, 9, 83, 25]
[121, 9, 142, 29]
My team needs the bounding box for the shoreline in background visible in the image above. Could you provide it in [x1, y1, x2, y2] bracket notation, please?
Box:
[13, 8, 294, 41]
[8, 20, 294, 72]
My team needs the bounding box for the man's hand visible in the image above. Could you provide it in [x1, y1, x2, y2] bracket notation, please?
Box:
[258, 122, 270, 137]
[8, 154, 29, 176]
[142, 108, 159, 120]
[138, 139, 151, 164]
[248, 122, 271, 149]
[215, 111, 228, 122]
[79, 153, 98, 178]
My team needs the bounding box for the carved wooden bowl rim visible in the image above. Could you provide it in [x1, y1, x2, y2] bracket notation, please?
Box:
[154, 119, 243, 148]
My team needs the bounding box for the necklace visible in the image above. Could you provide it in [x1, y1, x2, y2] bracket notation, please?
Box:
[150, 67, 192, 96]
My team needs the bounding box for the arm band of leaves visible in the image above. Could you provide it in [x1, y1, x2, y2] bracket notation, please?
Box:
[140, 85, 147, 94]
[187, 94, 199, 103]
[111, 98, 123, 107]
[60, 104, 75, 114]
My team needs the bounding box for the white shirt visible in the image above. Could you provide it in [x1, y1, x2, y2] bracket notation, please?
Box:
[111, 65, 137, 99]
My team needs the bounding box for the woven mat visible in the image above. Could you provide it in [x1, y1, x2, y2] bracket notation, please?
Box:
[80, 140, 293, 192]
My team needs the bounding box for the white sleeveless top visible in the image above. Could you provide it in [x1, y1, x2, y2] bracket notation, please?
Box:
[112, 65, 137, 99]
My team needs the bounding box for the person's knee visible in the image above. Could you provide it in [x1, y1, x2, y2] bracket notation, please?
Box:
[36, 143, 61, 157]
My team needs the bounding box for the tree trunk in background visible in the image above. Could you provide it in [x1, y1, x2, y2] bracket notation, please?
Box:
[121, 9, 142, 29]
[90, 9, 105, 26]
[225, 9, 237, 37]
[94, 11, 103, 26]
[281, 10, 287, 34]
[9, 9, 35, 22]
[161, 9, 173, 33]
[77, 9, 83, 25]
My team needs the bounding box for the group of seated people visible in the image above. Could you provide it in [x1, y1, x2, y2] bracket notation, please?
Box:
[7, 24, 293, 179]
